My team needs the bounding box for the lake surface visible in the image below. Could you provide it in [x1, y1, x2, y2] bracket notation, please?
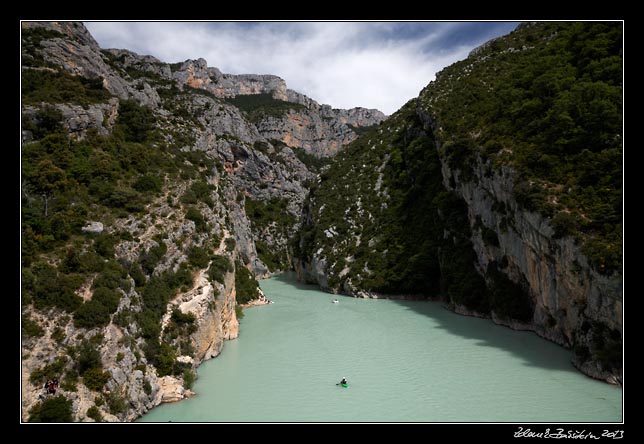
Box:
[139, 273, 622, 423]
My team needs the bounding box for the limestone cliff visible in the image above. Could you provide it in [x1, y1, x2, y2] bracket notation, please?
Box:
[425, 112, 622, 384]
[168, 58, 385, 157]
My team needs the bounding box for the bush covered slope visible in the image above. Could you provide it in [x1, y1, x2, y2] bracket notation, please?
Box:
[293, 22, 622, 383]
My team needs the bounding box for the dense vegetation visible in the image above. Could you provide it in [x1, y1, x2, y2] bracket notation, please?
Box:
[290, 146, 331, 172]
[234, 262, 261, 304]
[420, 22, 622, 275]
[245, 196, 296, 271]
[22, 69, 113, 106]
[295, 100, 533, 319]
[28, 395, 73, 422]
[208, 255, 233, 285]
[224, 93, 306, 123]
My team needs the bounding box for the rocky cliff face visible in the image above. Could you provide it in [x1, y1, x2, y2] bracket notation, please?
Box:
[169, 58, 385, 157]
[21, 21, 385, 422]
[427, 114, 622, 383]
[22, 22, 161, 108]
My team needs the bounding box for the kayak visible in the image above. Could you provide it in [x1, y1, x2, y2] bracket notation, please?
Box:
[341, 383, 348, 388]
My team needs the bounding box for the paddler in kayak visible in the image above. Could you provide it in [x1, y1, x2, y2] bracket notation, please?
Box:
[340, 377, 348, 386]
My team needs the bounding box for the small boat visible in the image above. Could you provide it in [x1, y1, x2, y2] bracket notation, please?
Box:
[332, 299, 339, 304]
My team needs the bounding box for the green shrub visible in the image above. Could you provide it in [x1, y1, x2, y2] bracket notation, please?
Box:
[582, 236, 622, 276]
[137, 267, 194, 344]
[183, 369, 196, 389]
[76, 341, 102, 375]
[79, 251, 105, 273]
[28, 395, 73, 422]
[51, 327, 65, 343]
[181, 180, 214, 207]
[73, 287, 121, 329]
[187, 245, 209, 269]
[290, 146, 331, 173]
[105, 392, 127, 415]
[171, 308, 196, 325]
[143, 379, 152, 395]
[93, 260, 128, 290]
[30, 263, 83, 312]
[166, 266, 194, 290]
[128, 262, 146, 287]
[22, 315, 44, 338]
[60, 373, 77, 392]
[92, 234, 115, 258]
[23, 106, 64, 140]
[185, 206, 207, 232]
[143, 340, 176, 377]
[86, 405, 103, 422]
[21, 27, 64, 67]
[29, 356, 68, 385]
[115, 99, 156, 143]
[244, 196, 295, 269]
[255, 240, 285, 272]
[139, 241, 167, 275]
[133, 173, 163, 193]
[83, 367, 111, 392]
[234, 262, 260, 304]
[207, 255, 232, 284]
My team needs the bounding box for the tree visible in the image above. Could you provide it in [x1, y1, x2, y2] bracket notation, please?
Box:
[26, 158, 68, 217]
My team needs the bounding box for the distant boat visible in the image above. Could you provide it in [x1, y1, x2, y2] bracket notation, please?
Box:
[332, 299, 339, 303]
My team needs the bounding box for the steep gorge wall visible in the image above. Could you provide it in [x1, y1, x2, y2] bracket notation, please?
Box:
[421, 110, 622, 383]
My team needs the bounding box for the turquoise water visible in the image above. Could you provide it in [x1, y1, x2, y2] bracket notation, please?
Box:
[139, 273, 622, 423]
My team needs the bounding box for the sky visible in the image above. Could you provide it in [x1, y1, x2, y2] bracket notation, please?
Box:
[84, 21, 519, 116]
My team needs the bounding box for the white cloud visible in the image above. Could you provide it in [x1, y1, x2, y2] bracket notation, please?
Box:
[85, 21, 515, 115]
